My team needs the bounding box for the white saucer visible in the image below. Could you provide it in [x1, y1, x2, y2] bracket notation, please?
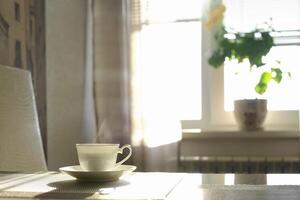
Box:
[59, 165, 137, 182]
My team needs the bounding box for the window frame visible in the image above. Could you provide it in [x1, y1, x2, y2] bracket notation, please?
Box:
[181, 22, 300, 131]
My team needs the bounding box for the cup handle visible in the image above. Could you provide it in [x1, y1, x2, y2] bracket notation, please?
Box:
[116, 144, 132, 166]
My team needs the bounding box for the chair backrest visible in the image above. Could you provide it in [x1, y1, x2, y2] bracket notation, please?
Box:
[0, 65, 47, 172]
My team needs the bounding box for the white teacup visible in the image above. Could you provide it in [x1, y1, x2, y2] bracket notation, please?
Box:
[76, 143, 132, 171]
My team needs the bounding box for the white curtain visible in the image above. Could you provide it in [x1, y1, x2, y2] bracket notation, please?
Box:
[128, 0, 187, 171]
[127, 0, 225, 171]
[92, 0, 182, 171]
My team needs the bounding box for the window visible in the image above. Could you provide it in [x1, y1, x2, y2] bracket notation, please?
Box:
[130, 0, 300, 130]
[14, 40, 22, 68]
[130, 0, 203, 120]
[223, 0, 300, 112]
[14, 2, 20, 22]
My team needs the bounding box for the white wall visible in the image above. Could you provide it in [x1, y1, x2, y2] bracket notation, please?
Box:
[46, 0, 87, 170]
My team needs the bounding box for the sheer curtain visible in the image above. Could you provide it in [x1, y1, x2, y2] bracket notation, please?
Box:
[92, 0, 183, 171]
[127, 0, 200, 171]
[127, 0, 223, 171]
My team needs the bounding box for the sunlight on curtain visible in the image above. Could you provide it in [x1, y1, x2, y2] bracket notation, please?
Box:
[139, 23, 201, 147]
[127, 0, 211, 171]
[141, 23, 202, 119]
[129, 0, 205, 148]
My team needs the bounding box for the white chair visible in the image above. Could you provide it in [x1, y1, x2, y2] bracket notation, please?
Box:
[0, 65, 47, 172]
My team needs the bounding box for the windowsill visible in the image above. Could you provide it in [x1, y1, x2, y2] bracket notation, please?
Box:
[180, 128, 300, 159]
[182, 128, 300, 139]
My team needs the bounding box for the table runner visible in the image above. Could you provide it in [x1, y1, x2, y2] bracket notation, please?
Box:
[0, 172, 184, 200]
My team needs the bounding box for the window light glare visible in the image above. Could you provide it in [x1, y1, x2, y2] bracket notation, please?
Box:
[140, 22, 202, 120]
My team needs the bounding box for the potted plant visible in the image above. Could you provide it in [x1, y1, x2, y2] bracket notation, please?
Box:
[208, 25, 289, 131]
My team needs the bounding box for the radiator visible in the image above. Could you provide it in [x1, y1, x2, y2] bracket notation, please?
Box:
[179, 156, 300, 173]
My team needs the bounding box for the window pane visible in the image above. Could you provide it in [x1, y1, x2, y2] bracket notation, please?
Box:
[140, 22, 202, 119]
[224, 0, 300, 32]
[140, 0, 204, 24]
[225, 46, 300, 111]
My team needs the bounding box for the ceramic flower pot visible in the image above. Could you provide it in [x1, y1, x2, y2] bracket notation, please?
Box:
[234, 99, 267, 131]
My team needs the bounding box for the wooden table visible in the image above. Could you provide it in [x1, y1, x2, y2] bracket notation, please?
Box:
[2, 172, 300, 199]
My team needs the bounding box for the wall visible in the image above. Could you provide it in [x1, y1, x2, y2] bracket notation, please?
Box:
[46, 0, 86, 170]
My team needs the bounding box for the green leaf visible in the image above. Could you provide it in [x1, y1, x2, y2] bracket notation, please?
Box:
[260, 72, 272, 84]
[255, 83, 267, 95]
[255, 71, 272, 95]
[208, 49, 226, 68]
[271, 68, 282, 83]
